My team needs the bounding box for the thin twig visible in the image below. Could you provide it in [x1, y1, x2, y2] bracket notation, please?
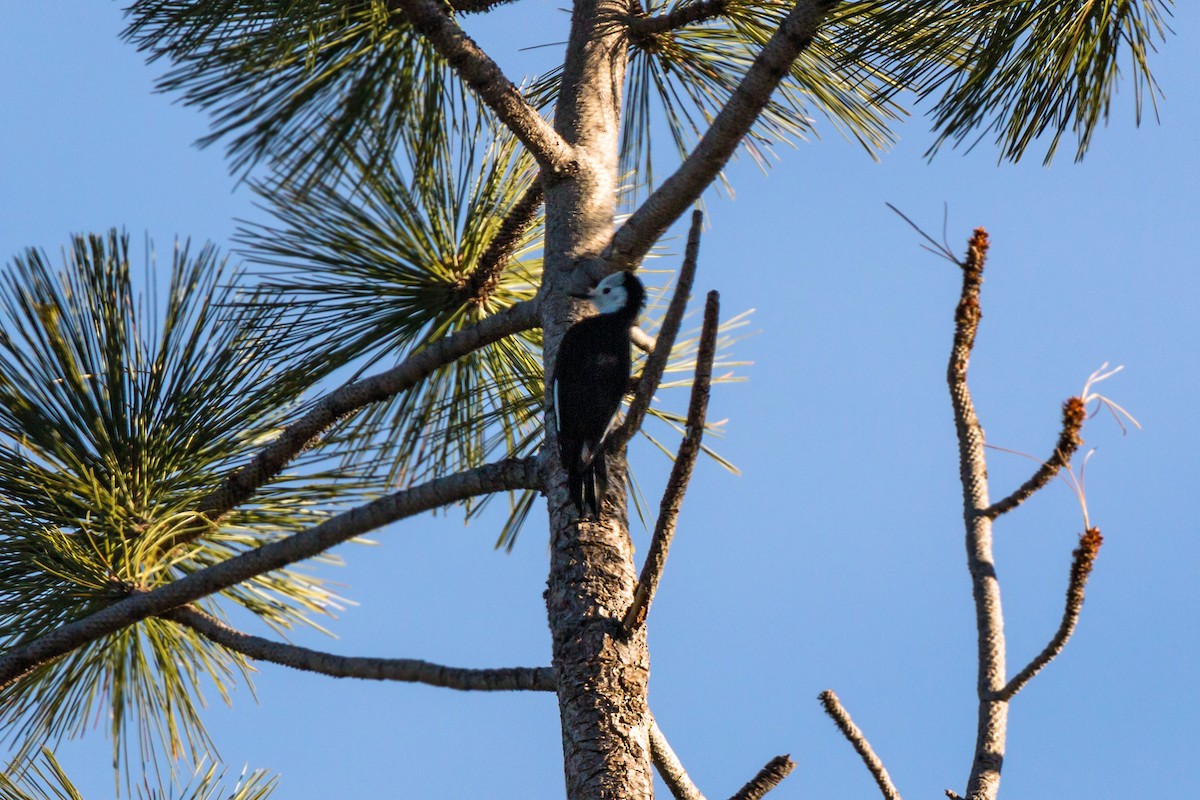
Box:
[607, 0, 838, 271]
[612, 208, 704, 451]
[0, 457, 542, 692]
[818, 690, 903, 800]
[981, 397, 1086, 519]
[191, 300, 538, 537]
[390, 0, 576, 174]
[996, 528, 1103, 701]
[621, 291, 719, 636]
[629, 0, 728, 40]
[649, 714, 707, 800]
[167, 606, 555, 691]
[727, 755, 795, 800]
[947, 228, 1008, 800]
[462, 180, 544, 307]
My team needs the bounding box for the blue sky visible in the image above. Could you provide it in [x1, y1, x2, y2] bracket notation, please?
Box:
[2, 2, 1198, 798]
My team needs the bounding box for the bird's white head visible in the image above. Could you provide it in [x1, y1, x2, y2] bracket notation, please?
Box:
[585, 271, 644, 316]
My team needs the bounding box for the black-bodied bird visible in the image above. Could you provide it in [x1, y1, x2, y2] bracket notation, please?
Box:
[552, 271, 645, 518]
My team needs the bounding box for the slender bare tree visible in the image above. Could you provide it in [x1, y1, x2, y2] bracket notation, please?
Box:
[0, 1, 1169, 798]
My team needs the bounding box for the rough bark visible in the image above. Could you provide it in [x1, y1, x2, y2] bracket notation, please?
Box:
[540, 0, 654, 797]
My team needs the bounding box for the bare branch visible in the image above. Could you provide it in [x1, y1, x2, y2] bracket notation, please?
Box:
[947, 228, 1009, 800]
[607, 0, 838, 271]
[462, 180, 544, 307]
[727, 755, 795, 800]
[997, 528, 1103, 702]
[631, 326, 657, 354]
[193, 299, 539, 535]
[167, 606, 555, 691]
[649, 714, 707, 800]
[981, 397, 1086, 519]
[0, 457, 541, 692]
[390, 0, 576, 174]
[612, 208, 704, 451]
[629, 0, 729, 40]
[818, 690, 903, 800]
[622, 291, 719, 636]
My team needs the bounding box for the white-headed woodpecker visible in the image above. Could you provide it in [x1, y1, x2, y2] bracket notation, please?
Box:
[552, 271, 645, 518]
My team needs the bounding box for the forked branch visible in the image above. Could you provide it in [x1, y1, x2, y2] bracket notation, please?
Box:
[168, 606, 555, 691]
[390, 0, 575, 174]
[819, 690, 902, 800]
[612, 208, 704, 451]
[0, 457, 541, 691]
[608, 0, 838, 270]
[621, 291, 720, 636]
[997, 528, 1103, 701]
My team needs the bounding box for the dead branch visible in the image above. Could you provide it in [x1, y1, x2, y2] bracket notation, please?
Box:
[621, 291, 720, 636]
[727, 755, 794, 800]
[997, 528, 1103, 701]
[168, 606, 555, 691]
[982, 397, 1086, 519]
[818, 689, 902, 800]
[947, 228, 1008, 800]
[649, 714, 707, 800]
[612, 208, 704, 450]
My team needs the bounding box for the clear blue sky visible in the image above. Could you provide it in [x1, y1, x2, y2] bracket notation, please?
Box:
[2, 3, 1198, 798]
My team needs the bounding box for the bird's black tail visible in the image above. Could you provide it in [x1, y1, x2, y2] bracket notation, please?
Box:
[569, 451, 608, 520]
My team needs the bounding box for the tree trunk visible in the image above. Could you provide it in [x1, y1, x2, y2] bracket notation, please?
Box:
[542, 1, 653, 797]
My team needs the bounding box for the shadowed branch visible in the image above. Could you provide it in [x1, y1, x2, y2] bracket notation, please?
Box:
[997, 528, 1103, 701]
[621, 290, 720, 636]
[630, 0, 729, 40]
[0, 457, 542, 692]
[819, 690, 902, 800]
[612, 208, 704, 450]
[168, 606, 555, 691]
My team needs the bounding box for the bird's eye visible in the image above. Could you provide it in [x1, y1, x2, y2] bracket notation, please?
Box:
[603, 288, 611, 294]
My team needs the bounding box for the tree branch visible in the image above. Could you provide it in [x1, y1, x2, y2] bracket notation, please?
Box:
[167, 606, 555, 691]
[606, 0, 838, 271]
[649, 714, 707, 800]
[462, 180, 544, 308]
[192, 299, 538, 535]
[981, 397, 1086, 519]
[390, 0, 576, 174]
[727, 755, 795, 800]
[947, 228, 1009, 800]
[996, 528, 1103, 702]
[622, 291, 719, 636]
[0, 457, 541, 692]
[629, 0, 729, 40]
[818, 690, 903, 800]
[611, 208, 704, 451]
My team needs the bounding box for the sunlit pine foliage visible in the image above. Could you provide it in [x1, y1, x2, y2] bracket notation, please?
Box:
[123, 0, 467, 187]
[0, 747, 277, 800]
[0, 233, 360, 785]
